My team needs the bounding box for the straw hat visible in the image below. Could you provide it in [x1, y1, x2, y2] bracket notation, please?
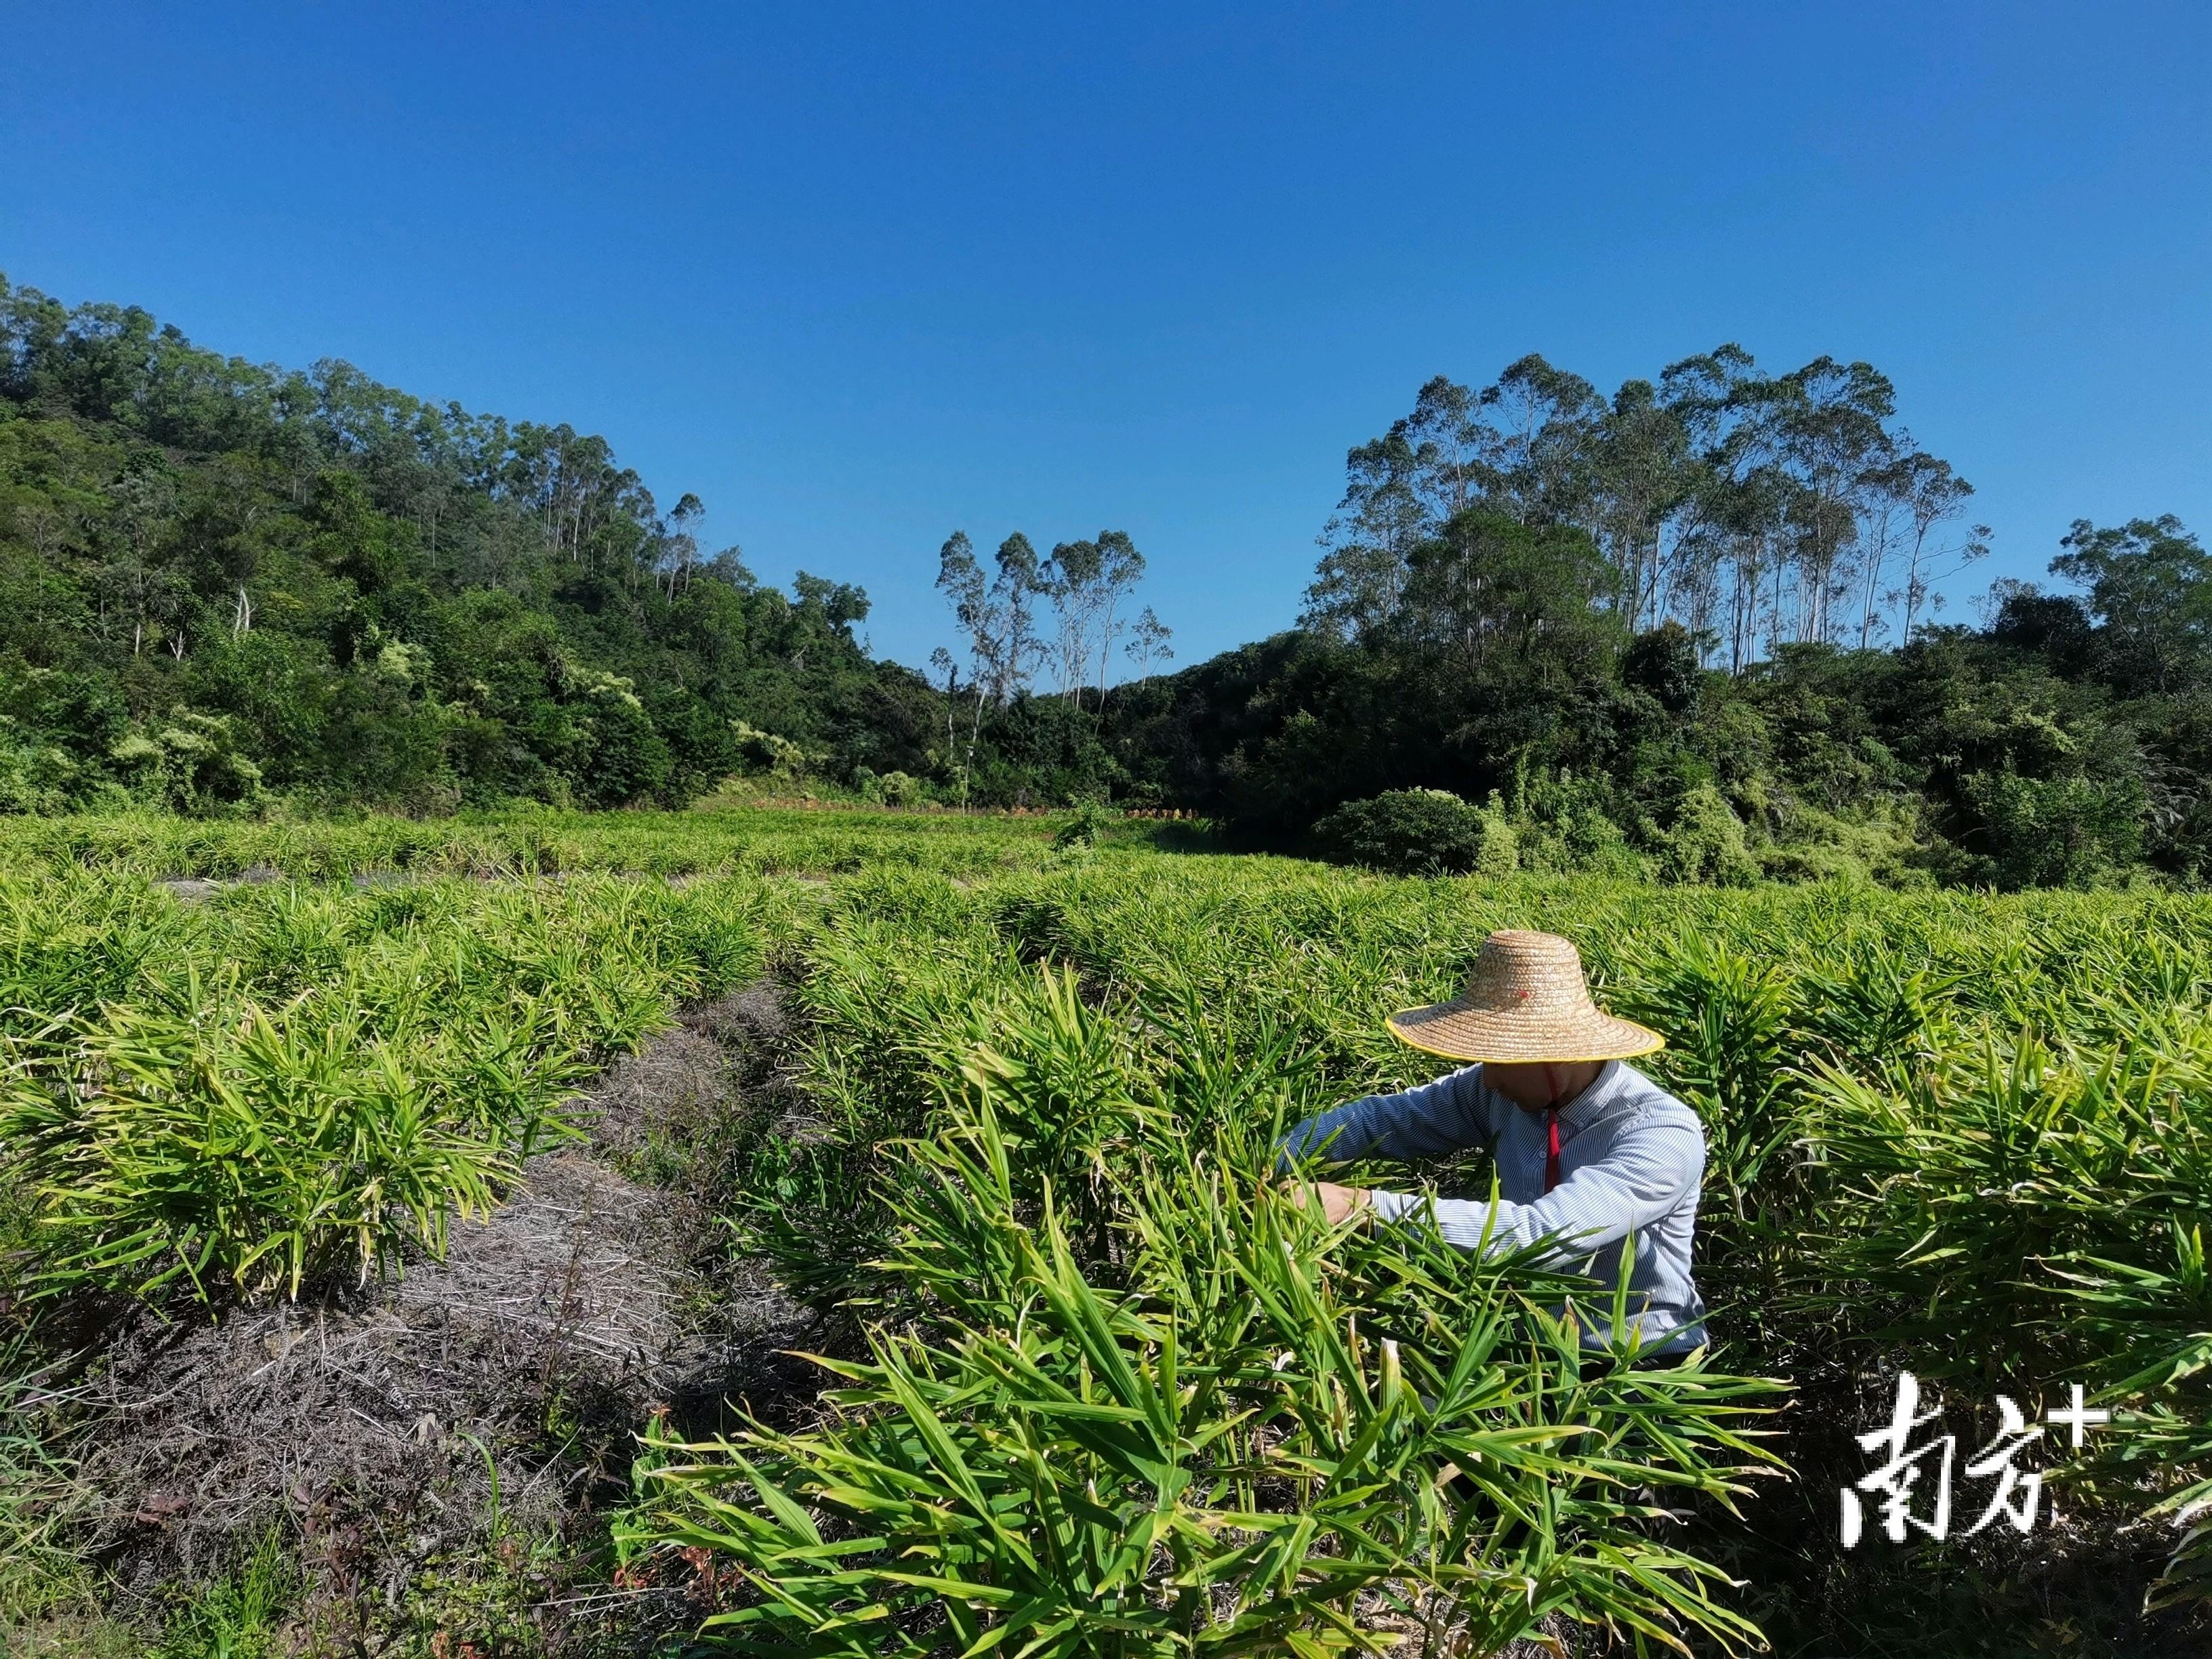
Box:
[1386, 929, 1664, 1063]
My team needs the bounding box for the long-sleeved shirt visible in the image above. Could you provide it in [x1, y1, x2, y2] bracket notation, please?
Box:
[1277, 1059, 1709, 1353]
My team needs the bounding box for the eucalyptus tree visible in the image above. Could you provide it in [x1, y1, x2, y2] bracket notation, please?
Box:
[1328, 348, 1973, 673]
[1304, 426, 1428, 643]
[1853, 450, 1906, 649]
[661, 491, 703, 598]
[1488, 353, 1605, 525]
[992, 532, 1048, 699]
[1659, 346, 1782, 671]
[935, 531, 1000, 805]
[1766, 356, 1897, 647]
[1042, 535, 1104, 702]
[940, 531, 1049, 703]
[1086, 530, 1145, 710]
[1398, 373, 1498, 520]
[1882, 451, 1981, 643]
[1033, 530, 1149, 712]
[1303, 365, 1594, 643]
[1124, 605, 1173, 683]
[1585, 378, 1693, 631]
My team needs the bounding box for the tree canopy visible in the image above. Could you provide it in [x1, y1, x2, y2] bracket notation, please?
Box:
[3, 275, 2202, 890]
[0, 274, 946, 815]
[1098, 352, 2209, 889]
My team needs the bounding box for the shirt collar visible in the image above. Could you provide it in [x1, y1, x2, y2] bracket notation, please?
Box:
[1554, 1059, 1624, 1132]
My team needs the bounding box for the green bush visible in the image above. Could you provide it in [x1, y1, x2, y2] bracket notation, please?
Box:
[1757, 799, 1929, 886]
[0, 721, 79, 816]
[1965, 770, 2145, 888]
[1504, 768, 1648, 878]
[1310, 788, 1517, 876]
[729, 719, 806, 781]
[109, 712, 264, 817]
[1051, 801, 1115, 851]
[1647, 783, 1760, 886]
[856, 767, 927, 807]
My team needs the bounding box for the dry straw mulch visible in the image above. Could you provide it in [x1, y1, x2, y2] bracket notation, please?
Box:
[39, 984, 827, 1635]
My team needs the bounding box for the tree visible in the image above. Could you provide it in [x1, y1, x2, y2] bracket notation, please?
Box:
[1125, 606, 1172, 683]
[1622, 621, 1703, 714]
[2053, 515, 2212, 695]
[1398, 508, 1620, 680]
[0, 272, 951, 815]
[1660, 346, 1773, 670]
[1876, 451, 1979, 643]
[1988, 580, 2098, 678]
[1767, 356, 1896, 648]
[1087, 531, 1145, 710]
[928, 644, 965, 794]
[935, 531, 995, 806]
[1042, 535, 1103, 701]
[1305, 348, 1961, 670]
[792, 571, 870, 635]
[991, 533, 1046, 702]
[101, 461, 182, 655]
[1488, 354, 1603, 525]
[1586, 380, 1691, 632]
[663, 491, 704, 596]
[935, 529, 1049, 805]
[1305, 429, 1434, 643]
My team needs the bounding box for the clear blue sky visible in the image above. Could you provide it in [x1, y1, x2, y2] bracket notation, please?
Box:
[5, 3, 2207, 674]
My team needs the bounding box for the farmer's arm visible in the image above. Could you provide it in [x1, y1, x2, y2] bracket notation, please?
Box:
[1275, 1065, 1496, 1168]
[1367, 1113, 1702, 1263]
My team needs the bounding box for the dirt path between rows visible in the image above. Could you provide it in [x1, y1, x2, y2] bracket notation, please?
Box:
[49, 981, 828, 1650]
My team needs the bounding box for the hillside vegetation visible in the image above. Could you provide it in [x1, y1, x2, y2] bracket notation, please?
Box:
[0, 276, 934, 817]
[5, 276, 2208, 890]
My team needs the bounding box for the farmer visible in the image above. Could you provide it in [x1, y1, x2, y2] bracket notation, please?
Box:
[1279, 928, 1708, 1359]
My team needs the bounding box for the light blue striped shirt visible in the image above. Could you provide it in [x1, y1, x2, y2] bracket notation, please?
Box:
[1279, 1059, 1709, 1353]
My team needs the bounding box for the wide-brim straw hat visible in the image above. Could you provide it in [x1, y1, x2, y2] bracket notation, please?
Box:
[1386, 928, 1664, 1063]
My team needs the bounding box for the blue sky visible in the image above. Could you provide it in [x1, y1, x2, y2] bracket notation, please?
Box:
[5, 3, 2207, 674]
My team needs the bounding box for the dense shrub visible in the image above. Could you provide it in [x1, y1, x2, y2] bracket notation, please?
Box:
[108, 712, 265, 816]
[1647, 783, 1761, 886]
[1050, 801, 1115, 850]
[729, 719, 807, 781]
[1755, 800, 1929, 886]
[1965, 770, 2146, 888]
[855, 766, 927, 806]
[1507, 767, 1648, 878]
[1309, 787, 1517, 876]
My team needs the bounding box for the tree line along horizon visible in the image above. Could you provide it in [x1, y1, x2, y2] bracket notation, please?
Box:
[0, 270, 2204, 889]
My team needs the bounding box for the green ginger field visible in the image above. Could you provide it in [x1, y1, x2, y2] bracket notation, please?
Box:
[2, 807, 2209, 1657]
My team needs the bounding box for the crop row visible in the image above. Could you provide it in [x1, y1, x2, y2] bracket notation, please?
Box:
[619, 858, 2212, 1652]
[3, 838, 2206, 1651]
[0, 870, 778, 1300]
[0, 806, 1083, 883]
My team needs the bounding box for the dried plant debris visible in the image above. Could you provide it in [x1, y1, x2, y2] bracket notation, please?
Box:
[38, 984, 827, 1639]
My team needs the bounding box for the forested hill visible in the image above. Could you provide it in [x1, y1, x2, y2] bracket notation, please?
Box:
[0, 274, 941, 813]
[1106, 359, 2212, 888]
[4, 274, 2208, 890]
